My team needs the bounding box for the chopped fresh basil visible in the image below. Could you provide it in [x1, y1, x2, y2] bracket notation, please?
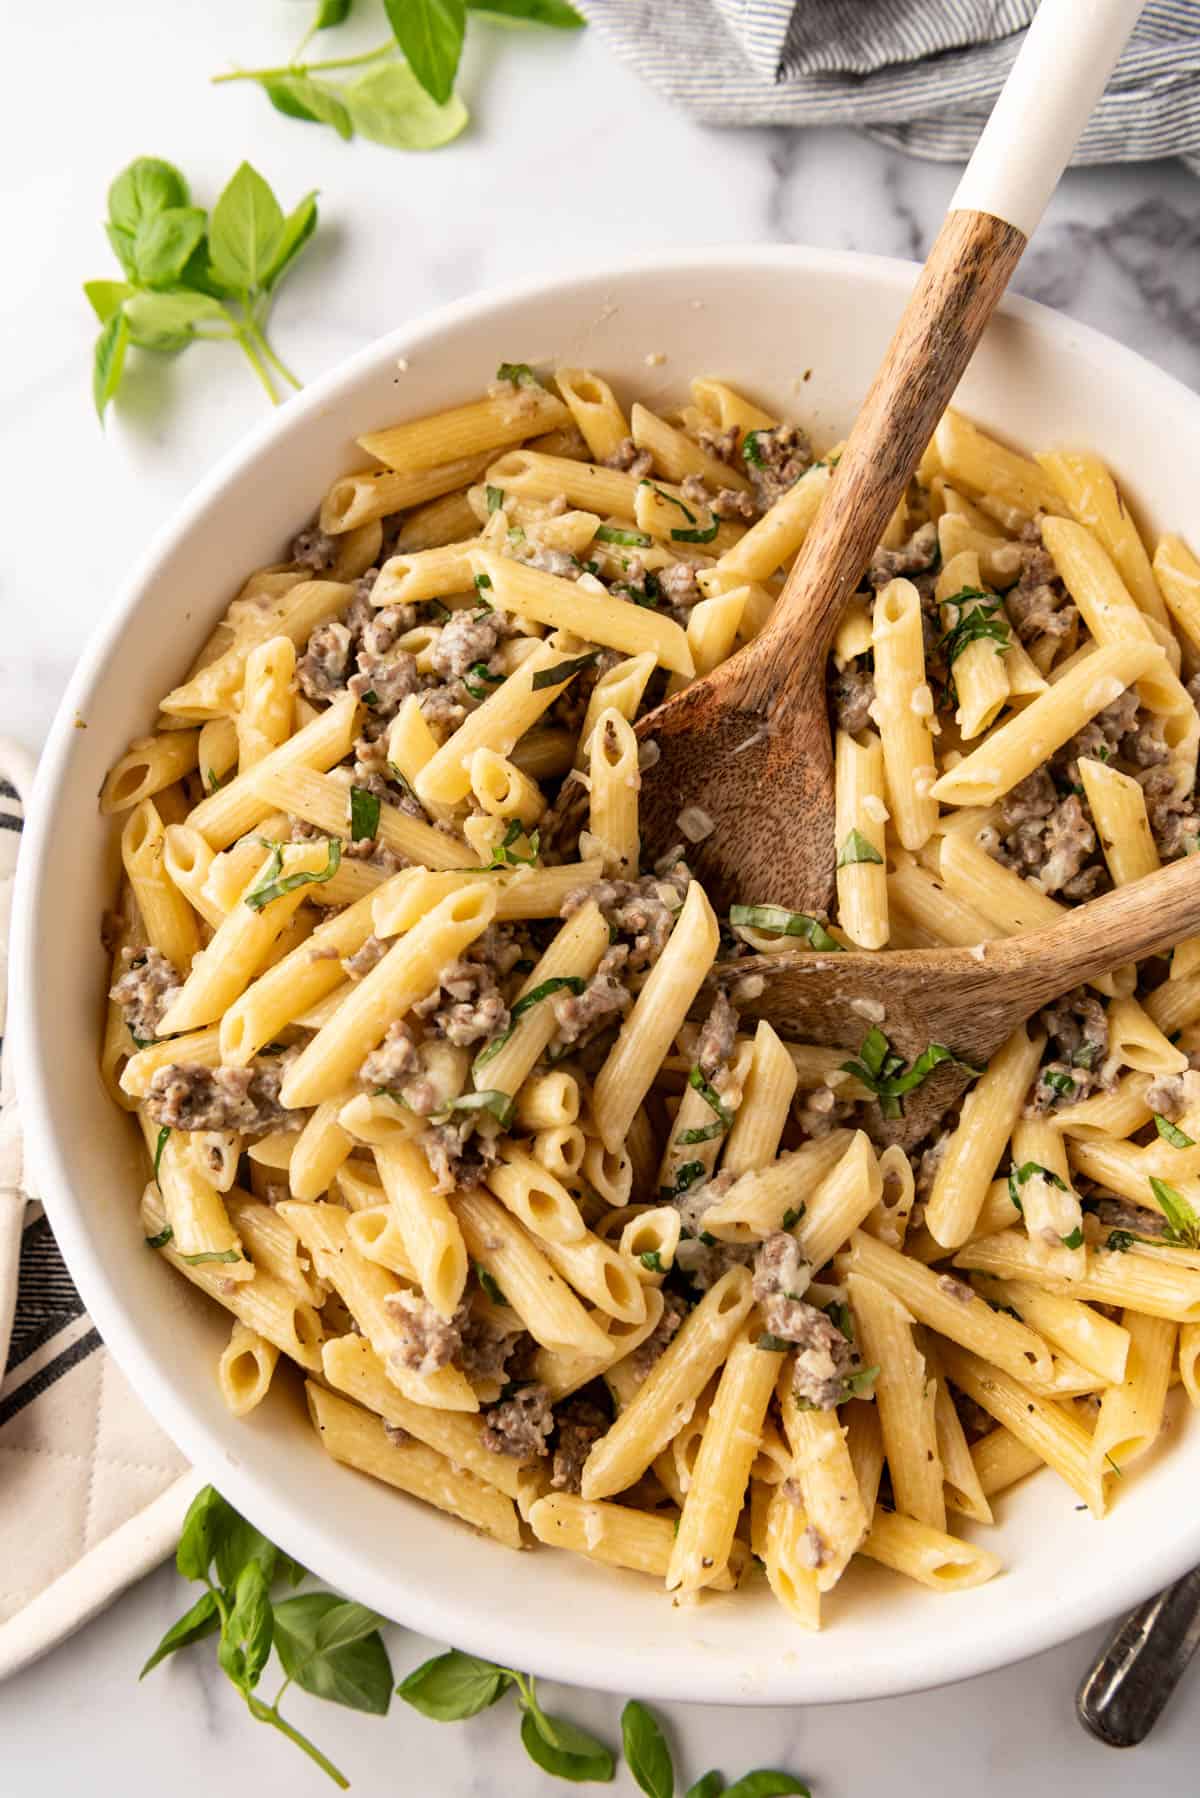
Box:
[842, 1028, 983, 1120]
[446, 1090, 516, 1129]
[1106, 1230, 1135, 1253]
[243, 837, 341, 910]
[595, 525, 651, 547]
[360, 687, 379, 707]
[463, 662, 504, 701]
[1155, 1115, 1196, 1150]
[1148, 1175, 1200, 1248]
[530, 650, 601, 690]
[130, 1028, 154, 1050]
[742, 429, 767, 468]
[729, 904, 843, 951]
[495, 361, 540, 388]
[1007, 1160, 1068, 1216]
[386, 760, 420, 806]
[507, 523, 526, 545]
[824, 1299, 854, 1342]
[1105, 1452, 1125, 1479]
[206, 765, 232, 794]
[836, 828, 883, 868]
[180, 1248, 242, 1266]
[937, 588, 1011, 691]
[153, 1124, 170, 1184]
[144, 1224, 174, 1249]
[472, 975, 586, 1071]
[1040, 1068, 1077, 1098]
[639, 1249, 664, 1273]
[757, 1332, 791, 1353]
[427, 599, 452, 622]
[782, 1205, 803, 1229]
[486, 484, 505, 514]
[841, 1364, 879, 1401]
[670, 519, 719, 544]
[676, 1067, 735, 1145]
[475, 1264, 509, 1307]
[349, 786, 380, 843]
[1061, 1226, 1085, 1250]
[485, 820, 540, 869]
[640, 480, 695, 524]
[660, 1160, 706, 1202]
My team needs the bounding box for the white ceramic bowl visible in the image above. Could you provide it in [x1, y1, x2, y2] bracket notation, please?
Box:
[14, 248, 1200, 1706]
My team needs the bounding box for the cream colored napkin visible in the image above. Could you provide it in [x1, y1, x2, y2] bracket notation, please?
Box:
[0, 738, 197, 1682]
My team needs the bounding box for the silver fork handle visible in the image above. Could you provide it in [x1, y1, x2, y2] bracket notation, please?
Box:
[1077, 1568, 1200, 1746]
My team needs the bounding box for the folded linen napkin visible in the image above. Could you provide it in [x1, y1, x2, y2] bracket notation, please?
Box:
[0, 738, 196, 1683]
[575, 0, 1200, 172]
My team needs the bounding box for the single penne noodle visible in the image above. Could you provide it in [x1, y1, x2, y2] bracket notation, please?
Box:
[320, 453, 493, 534]
[453, 1187, 610, 1356]
[1179, 1321, 1200, 1406]
[934, 411, 1066, 519]
[345, 1204, 418, 1279]
[1089, 1309, 1175, 1472]
[1078, 756, 1159, 885]
[372, 1136, 469, 1319]
[161, 824, 224, 930]
[865, 1142, 917, 1251]
[1009, 1115, 1085, 1284]
[477, 551, 694, 677]
[468, 747, 545, 829]
[288, 1091, 357, 1202]
[936, 1340, 1109, 1515]
[619, 1207, 682, 1278]
[761, 1483, 821, 1629]
[954, 1229, 1200, 1323]
[871, 578, 940, 850]
[926, 1343, 993, 1524]
[1049, 1068, 1155, 1141]
[371, 540, 479, 606]
[936, 510, 1025, 593]
[528, 1492, 715, 1588]
[218, 1321, 279, 1416]
[689, 375, 777, 435]
[102, 730, 201, 814]
[486, 447, 641, 519]
[936, 550, 1009, 739]
[359, 383, 569, 473]
[580, 1264, 755, 1500]
[721, 1021, 799, 1179]
[587, 708, 640, 876]
[142, 1116, 250, 1276]
[121, 799, 201, 972]
[555, 367, 630, 462]
[236, 636, 296, 772]
[161, 581, 352, 721]
[970, 1274, 1130, 1387]
[924, 1023, 1045, 1249]
[281, 883, 496, 1108]
[702, 1131, 855, 1243]
[592, 881, 719, 1153]
[858, 1507, 1004, 1591]
[530, 1123, 588, 1183]
[120, 1025, 222, 1098]
[667, 1329, 777, 1592]
[848, 1272, 944, 1531]
[307, 1383, 519, 1548]
[834, 728, 889, 948]
[1065, 1135, 1200, 1212]
[699, 460, 832, 587]
[538, 1230, 647, 1324]
[485, 1144, 587, 1246]
[631, 401, 752, 495]
[222, 1190, 322, 1304]
[187, 691, 359, 848]
[930, 641, 1164, 807]
[842, 1230, 1056, 1387]
[777, 1370, 869, 1589]
[515, 1070, 580, 1132]
[1036, 449, 1167, 625]
[971, 1424, 1045, 1497]
[252, 764, 477, 871]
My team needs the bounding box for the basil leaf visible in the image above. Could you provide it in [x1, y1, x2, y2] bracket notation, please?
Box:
[272, 1593, 393, 1714]
[176, 1484, 233, 1582]
[1062, 1226, 1085, 1250]
[520, 1707, 615, 1782]
[622, 1699, 674, 1798]
[476, 1263, 509, 1305]
[639, 1249, 663, 1273]
[843, 1029, 981, 1119]
[531, 651, 601, 690]
[1041, 1068, 1077, 1098]
[469, 0, 585, 23]
[144, 1225, 173, 1249]
[685, 1776, 725, 1798]
[486, 818, 539, 867]
[217, 1561, 273, 1694]
[464, 661, 504, 700]
[836, 828, 883, 868]
[350, 786, 381, 843]
[264, 73, 353, 140]
[244, 837, 341, 910]
[263, 191, 320, 292]
[722, 1775, 811, 1798]
[1007, 1162, 1068, 1208]
[671, 520, 719, 545]
[742, 430, 766, 467]
[781, 1205, 803, 1229]
[108, 157, 190, 235]
[396, 1648, 512, 1719]
[728, 904, 842, 952]
[132, 206, 208, 289]
[757, 1332, 791, 1353]
[473, 976, 586, 1071]
[181, 1248, 243, 1266]
[595, 525, 652, 547]
[448, 1089, 516, 1128]
[153, 1124, 170, 1185]
[124, 289, 226, 345]
[1148, 1175, 1200, 1248]
[1106, 1229, 1135, 1253]
[93, 312, 130, 421]
[84, 278, 134, 324]
[841, 1364, 879, 1401]
[383, 0, 465, 103]
[486, 484, 506, 512]
[676, 1067, 733, 1144]
[208, 162, 285, 295]
[641, 480, 695, 524]
[937, 588, 1011, 682]
[214, 1510, 279, 1591]
[345, 61, 470, 148]
[496, 360, 541, 387]
[1155, 1114, 1196, 1150]
[139, 1589, 220, 1679]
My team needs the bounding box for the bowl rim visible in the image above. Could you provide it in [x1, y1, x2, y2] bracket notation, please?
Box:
[14, 242, 1200, 1706]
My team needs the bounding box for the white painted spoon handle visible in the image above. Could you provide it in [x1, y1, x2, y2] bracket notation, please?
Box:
[951, 0, 1145, 237]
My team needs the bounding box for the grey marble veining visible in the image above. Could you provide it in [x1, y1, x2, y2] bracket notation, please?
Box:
[4, 2, 1200, 1793]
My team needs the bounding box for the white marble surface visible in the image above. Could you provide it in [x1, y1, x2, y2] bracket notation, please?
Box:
[5, 2, 1200, 1792]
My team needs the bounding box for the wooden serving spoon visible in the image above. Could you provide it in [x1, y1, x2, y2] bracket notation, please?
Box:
[635, 0, 1145, 916]
[715, 852, 1200, 1150]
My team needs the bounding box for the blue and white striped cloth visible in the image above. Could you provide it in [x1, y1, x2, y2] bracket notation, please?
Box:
[577, 0, 1200, 171]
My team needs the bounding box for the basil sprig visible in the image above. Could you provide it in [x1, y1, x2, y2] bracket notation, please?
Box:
[842, 1026, 983, 1120]
[729, 904, 842, 952]
[244, 837, 341, 910]
[399, 1651, 615, 1783]
[349, 786, 381, 842]
[142, 1485, 391, 1787]
[620, 1695, 810, 1796]
[473, 975, 587, 1071]
[676, 1067, 735, 1145]
[1148, 1176, 1200, 1248]
[87, 158, 318, 422]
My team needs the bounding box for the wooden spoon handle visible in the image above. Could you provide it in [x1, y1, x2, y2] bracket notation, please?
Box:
[745, 206, 1026, 713]
[987, 854, 1200, 1014]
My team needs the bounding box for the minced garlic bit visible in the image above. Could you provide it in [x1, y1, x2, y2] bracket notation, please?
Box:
[910, 683, 934, 718]
[644, 351, 666, 367]
[862, 793, 890, 824]
[677, 805, 715, 843]
[395, 356, 410, 372]
[849, 996, 886, 1023]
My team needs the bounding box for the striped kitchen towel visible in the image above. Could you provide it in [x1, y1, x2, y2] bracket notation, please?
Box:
[0, 739, 196, 1683]
[576, 0, 1200, 170]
